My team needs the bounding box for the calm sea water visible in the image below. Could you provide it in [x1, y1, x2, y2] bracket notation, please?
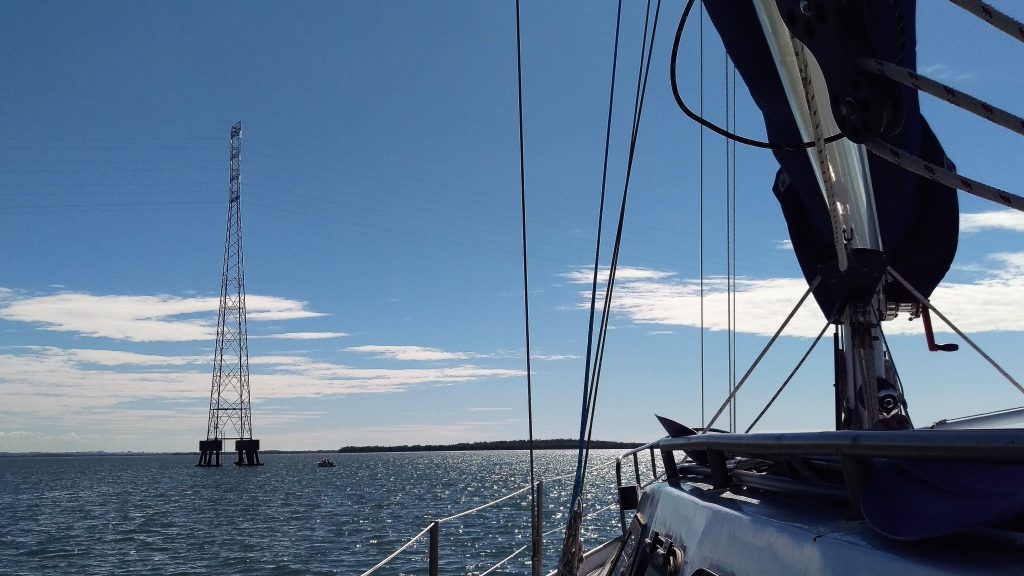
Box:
[0, 450, 629, 575]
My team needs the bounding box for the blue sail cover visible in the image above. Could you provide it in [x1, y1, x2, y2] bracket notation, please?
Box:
[702, 0, 958, 317]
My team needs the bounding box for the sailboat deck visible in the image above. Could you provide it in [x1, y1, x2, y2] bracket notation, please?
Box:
[659, 428, 1024, 462]
[631, 479, 1024, 576]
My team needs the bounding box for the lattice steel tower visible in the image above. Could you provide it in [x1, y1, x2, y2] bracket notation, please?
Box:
[197, 121, 261, 467]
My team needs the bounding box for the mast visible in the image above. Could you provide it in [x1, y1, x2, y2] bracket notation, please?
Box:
[751, 0, 901, 430]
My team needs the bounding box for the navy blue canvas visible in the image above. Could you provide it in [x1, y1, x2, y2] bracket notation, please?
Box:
[701, 1, 958, 317]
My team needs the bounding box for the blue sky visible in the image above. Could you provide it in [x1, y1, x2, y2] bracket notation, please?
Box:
[2, 1, 1023, 452]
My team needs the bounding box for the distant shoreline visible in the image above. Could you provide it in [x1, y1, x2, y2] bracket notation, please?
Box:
[335, 439, 642, 453]
[0, 439, 643, 457]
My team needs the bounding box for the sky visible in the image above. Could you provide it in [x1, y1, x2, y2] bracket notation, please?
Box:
[2, 1, 1024, 453]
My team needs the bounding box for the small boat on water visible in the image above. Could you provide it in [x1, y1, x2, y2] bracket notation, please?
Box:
[317, 458, 336, 468]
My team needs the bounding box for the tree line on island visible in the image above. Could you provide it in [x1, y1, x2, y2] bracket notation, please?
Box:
[337, 439, 643, 453]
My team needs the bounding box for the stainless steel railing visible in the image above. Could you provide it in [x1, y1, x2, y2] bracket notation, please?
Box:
[359, 461, 620, 576]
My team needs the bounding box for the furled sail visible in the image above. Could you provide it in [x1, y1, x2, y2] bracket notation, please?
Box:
[702, 0, 958, 318]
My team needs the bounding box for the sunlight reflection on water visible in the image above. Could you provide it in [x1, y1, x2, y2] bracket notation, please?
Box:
[0, 450, 626, 575]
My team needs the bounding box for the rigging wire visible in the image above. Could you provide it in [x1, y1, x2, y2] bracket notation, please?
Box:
[561, 5, 661, 572]
[583, 0, 662, 484]
[744, 321, 830, 433]
[670, 0, 844, 150]
[724, 51, 734, 432]
[559, 2, 627, 573]
[705, 276, 821, 432]
[572, 0, 625, 515]
[731, 61, 739, 432]
[512, 2, 539, 571]
[698, 0, 705, 428]
[886, 266, 1024, 396]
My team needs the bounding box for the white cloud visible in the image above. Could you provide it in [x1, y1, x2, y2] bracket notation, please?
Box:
[567, 259, 1024, 338]
[0, 346, 523, 415]
[345, 345, 480, 361]
[65, 348, 208, 366]
[562, 266, 673, 285]
[919, 63, 974, 82]
[262, 332, 348, 340]
[961, 210, 1024, 234]
[886, 252, 1024, 335]
[0, 342, 526, 451]
[0, 291, 324, 342]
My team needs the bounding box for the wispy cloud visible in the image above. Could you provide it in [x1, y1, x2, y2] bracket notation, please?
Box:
[0, 291, 324, 342]
[567, 258, 1024, 337]
[919, 63, 974, 82]
[562, 267, 674, 284]
[64, 348, 208, 366]
[961, 210, 1024, 234]
[532, 354, 578, 361]
[262, 331, 349, 340]
[0, 346, 524, 438]
[345, 345, 482, 361]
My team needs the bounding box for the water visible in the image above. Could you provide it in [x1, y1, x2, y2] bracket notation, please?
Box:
[0, 450, 626, 575]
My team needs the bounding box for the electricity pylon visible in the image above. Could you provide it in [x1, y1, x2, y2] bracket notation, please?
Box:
[197, 121, 261, 467]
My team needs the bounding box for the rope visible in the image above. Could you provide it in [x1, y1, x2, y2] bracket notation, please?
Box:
[885, 266, 1024, 396]
[705, 276, 821, 431]
[479, 545, 530, 576]
[358, 523, 434, 576]
[543, 502, 620, 538]
[947, 0, 1024, 43]
[360, 459, 620, 575]
[794, 41, 850, 271]
[865, 140, 1024, 212]
[859, 58, 1024, 138]
[437, 484, 533, 524]
[669, 0, 844, 150]
[557, 499, 585, 576]
[513, 0, 540, 561]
